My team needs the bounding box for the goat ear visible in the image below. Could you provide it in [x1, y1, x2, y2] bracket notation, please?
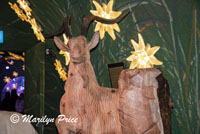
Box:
[54, 36, 69, 51]
[88, 32, 99, 50]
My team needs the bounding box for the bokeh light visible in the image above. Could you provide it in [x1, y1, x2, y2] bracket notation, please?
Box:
[1, 76, 24, 101]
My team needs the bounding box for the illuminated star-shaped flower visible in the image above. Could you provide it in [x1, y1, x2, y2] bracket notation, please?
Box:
[8, 52, 24, 61]
[8, 2, 28, 22]
[63, 33, 69, 44]
[90, 0, 122, 40]
[54, 59, 67, 81]
[12, 84, 17, 89]
[59, 50, 70, 66]
[13, 71, 19, 77]
[22, 65, 25, 70]
[9, 1, 45, 43]
[7, 60, 14, 65]
[17, 0, 32, 19]
[59, 34, 70, 66]
[126, 33, 163, 69]
[6, 87, 10, 92]
[30, 18, 45, 42]
[4, 76, 11, 83]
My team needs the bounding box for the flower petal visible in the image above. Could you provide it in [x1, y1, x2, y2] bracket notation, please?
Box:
[145, 43, 151, 52]
[107, 25, 116, 40]
[126, 55, 136, 61]
[147, 46, 160, 56]
[143, 60, 152, 68]
[106, 0, 113, 14]
[99, 24, 105, 39]
[63, 33, 69, 44]
[139, 64, 145, 68]
[110, 11, 122, 18]
[94, 22, 101, 32]
[93, 1, 103, 14]
[131, 39, 139, 51]
[59, 50, 64, 54]
[90, 10, 99, 16]
[150, 56, 163, 65]
[102, 3, 107, 11]
[105, 24, 108, 31]
[131, 51, 135, 54]
[129, 59, 138, 69]
[138, 33, 145, 50]
[145, 62, 152, 68]
[112, 23, 120, 32]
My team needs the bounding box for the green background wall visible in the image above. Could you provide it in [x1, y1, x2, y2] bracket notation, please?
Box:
[25, 43, 45, 133]
[0, 0, 199, 134]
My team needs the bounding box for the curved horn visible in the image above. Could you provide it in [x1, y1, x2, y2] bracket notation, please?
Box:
[81, 11, 130, 36]
[45, 16, 72, 38]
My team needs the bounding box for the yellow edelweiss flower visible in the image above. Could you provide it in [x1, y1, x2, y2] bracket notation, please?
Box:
[54, 59, 67, 81]
[90, 0, 122, 40]
[9, 1, 45, 42]
[62, 33, 69, 44]
[30, 18, 45, 42]
[8, 52, 24, 61]
[17, 0, 32, 19]
[13, 71, 19, 77]
[4, 76, 11, 83]
[59, 34, 70, 66]
[126, 33, 163, 69]
[59, 50, 70, 66]
[8, 2, 28, 22]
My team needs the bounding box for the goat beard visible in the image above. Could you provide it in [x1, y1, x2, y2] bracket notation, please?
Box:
[76, 62, 89, 89]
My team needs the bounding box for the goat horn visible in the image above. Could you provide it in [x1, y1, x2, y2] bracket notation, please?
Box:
[45, 16, 72, 38]
[81, 11, 130, 36]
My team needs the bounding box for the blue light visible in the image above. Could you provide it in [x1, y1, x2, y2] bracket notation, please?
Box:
[20, 86, 24, 90]
[2, 76, 25, 100]
[6, 66, 9, 70]
[0, 31, 3, 44]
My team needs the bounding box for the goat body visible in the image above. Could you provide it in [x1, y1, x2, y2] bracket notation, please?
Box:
[55, 35, 122, 134]
[47, 12, 130, 134]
